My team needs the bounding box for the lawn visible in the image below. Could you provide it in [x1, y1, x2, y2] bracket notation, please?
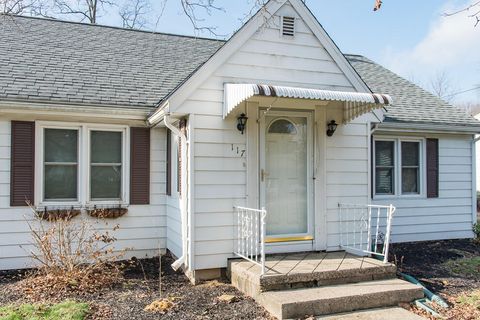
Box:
[0, 301, 88, 320]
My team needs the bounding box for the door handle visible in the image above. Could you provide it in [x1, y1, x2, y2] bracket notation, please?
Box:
[261, 169, 269, 182]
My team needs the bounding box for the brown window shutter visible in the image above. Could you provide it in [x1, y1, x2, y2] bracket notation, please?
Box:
[166, 129, 171, 196]
[10, 121, 35, 206]
[370, 136, 374, 199]
[426, 138, 439, 198]
[130, 127, 150, 205]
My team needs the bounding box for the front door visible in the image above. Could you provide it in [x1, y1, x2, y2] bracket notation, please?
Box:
[260, 111, 314, 248]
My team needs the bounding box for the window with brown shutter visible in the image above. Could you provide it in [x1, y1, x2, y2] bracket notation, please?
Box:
[130, 127, 150, 205]
[166, 129, 171, 196]
[426, 138, 439, 198]
[11, 121, 35, 206]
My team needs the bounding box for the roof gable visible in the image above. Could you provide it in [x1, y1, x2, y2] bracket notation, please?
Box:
[148, 0, 374, 123]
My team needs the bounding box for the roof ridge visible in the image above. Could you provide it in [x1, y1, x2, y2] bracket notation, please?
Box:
[0, 13, 227, 42]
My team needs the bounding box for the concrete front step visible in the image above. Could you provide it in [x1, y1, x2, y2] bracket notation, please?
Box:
[229, 252, 397, 297]
[257, 279, 424, 319]
[317, 307, 426, 320]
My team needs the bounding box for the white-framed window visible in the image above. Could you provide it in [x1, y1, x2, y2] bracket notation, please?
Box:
[43, 128, 80, 202]
[36, 122, 129, 206]
[373, 137, 424, 198]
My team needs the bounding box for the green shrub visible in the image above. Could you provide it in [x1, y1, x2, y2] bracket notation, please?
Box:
[474, 223, 480, 239]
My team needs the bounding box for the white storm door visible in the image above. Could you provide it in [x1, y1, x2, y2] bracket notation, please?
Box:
[260, 111, 313, 242]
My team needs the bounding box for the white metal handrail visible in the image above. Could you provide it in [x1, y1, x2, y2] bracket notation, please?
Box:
[338, 203, 395, 263]
[234, 206, 267, 275]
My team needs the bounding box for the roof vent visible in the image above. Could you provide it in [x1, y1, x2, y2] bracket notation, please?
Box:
[281, 16, 295, 37]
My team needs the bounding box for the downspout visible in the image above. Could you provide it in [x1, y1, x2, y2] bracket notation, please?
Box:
[368, 123, 380, 201]
[472, 135, 480, 225]
[163, 114, 190, 271]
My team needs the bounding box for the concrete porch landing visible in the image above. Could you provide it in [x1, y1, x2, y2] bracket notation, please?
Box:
[229, 251, 398, 294]
[228, 252, 423, 319]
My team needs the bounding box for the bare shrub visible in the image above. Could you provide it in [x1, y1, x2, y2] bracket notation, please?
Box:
[19, 204, 127, 300]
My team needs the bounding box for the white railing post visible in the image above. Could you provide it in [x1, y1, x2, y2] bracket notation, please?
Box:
[338, 203, 395, 263]
[382, 204, 395, 263]
[261, 207, 266, 275]
[233, 206, 267, 276]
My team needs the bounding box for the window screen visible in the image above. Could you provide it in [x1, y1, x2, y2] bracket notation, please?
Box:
[375, 140, 395, 195]
[44, 128, 78, 201]
[90, 131, 122, 200]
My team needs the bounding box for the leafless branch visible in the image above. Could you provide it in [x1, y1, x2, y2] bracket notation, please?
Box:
[1, 0, 48, 15]
[53, 0, 115, 24]
[429, 71, 456, 102]
[119, 0, 150, 29]
[444, 1, 480, 27]
[153, 0, 167, 32]
[180, 0, 225, 36]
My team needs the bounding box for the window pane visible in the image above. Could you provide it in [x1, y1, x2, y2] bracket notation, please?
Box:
[90, 166, 122, 199]
[375, 168, 394, 194]
[268, 119, 297, 134]
[375, 141, 394, 166]
[402, 168, 419, 193]
[402, 142, 419, 166]
[91, 131, 122, 163]
[44, 129, 78, 163]
[44, 165, 77, 200]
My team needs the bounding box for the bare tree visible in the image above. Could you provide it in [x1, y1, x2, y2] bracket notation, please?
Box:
[429, 71, 456, 102]
[1, 0, 47, 14]
[119, 0, 150, 29]
[53, 0, 114, 24]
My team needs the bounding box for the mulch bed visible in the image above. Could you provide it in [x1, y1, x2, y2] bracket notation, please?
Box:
[2, 240, 479, 319]
[0, 253, 273, 320]
[390, 239, 480, 295]
[390, 239, 480, 320]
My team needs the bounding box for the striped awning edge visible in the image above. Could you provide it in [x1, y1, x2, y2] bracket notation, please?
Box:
[223, 83, 392, 122]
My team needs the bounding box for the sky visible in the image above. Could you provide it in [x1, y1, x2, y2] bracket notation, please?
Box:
[97, 0, 480, 105]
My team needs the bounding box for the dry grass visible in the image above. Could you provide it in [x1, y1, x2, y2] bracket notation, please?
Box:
[18, 206, 127, 301]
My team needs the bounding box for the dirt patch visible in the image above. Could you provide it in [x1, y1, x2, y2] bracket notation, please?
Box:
[0, 254, 273, 320]
[390, 239, 480, 319]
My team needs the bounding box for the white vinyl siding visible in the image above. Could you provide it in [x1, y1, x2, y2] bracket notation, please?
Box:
[373, 135, 475, 242]
[177, 2, 363, 270]
[0, 120, 167, 270]
[325, 107, 370, 251]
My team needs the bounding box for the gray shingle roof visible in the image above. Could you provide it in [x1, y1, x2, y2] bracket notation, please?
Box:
[1, 15, 478, 128]
[0, 15, 224, 109]
[346, 54, 480, 128]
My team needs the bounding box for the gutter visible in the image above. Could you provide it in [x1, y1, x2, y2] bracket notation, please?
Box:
[163, 114, 190, 272]
[0, 99, 152, 119]
[147, 100, 169, 126]
[377, 122, 480, 134]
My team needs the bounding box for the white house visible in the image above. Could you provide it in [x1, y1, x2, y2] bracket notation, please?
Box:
[1, 0, 479, 286]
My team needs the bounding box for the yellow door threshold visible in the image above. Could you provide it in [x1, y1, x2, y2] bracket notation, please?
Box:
[265, 236, 314, 243]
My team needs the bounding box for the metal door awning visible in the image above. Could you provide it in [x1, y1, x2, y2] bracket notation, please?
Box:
[223, 83, 392, 122]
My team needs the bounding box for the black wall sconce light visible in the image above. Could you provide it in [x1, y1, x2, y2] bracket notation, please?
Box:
[326, 120, 338, 137]
[237, 113, 248, 134]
